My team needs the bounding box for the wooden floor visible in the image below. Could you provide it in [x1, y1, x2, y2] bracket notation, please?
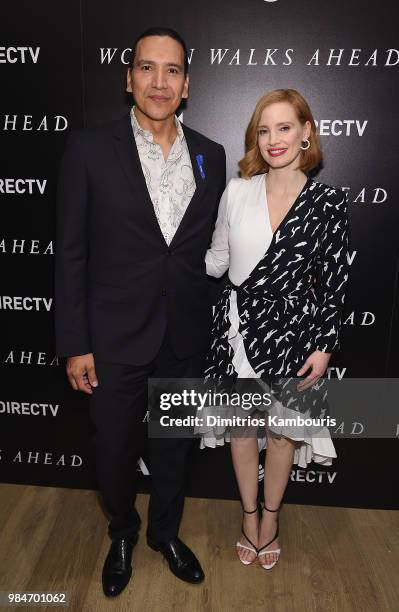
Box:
[0, 484, 398, 612]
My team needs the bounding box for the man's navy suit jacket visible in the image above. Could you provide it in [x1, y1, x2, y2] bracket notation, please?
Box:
[55, 114, 226, 364]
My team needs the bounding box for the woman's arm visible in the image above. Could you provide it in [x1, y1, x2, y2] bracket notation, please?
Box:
[205, 182, 230, 278]
[314, 189, 350, 353]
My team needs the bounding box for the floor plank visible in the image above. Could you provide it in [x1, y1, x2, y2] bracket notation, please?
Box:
[0, 484, 398, 612]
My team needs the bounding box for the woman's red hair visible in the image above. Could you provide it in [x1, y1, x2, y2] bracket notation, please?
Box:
[239, 89, 322, 178]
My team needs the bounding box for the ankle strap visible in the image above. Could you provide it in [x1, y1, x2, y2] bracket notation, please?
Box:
[262, 503, 280, 513]
[242, 506, 258, 514]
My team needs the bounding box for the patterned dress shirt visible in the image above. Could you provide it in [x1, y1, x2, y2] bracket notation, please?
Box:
[130, 106, 196, 245]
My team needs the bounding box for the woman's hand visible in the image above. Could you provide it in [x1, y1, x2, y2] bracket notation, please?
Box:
[296, 350, 331, 391]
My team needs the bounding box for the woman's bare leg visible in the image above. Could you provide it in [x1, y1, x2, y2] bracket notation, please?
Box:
[258, 428, 295, 566]
[230, 434, 260, 563]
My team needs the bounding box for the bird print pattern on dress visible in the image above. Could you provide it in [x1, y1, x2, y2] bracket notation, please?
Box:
[205, 178, 350, 381]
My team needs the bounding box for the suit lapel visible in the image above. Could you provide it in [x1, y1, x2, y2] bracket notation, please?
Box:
[112, 115, 167, 245]
[112, 115, 209, 248]
[169, 123, 208, 247]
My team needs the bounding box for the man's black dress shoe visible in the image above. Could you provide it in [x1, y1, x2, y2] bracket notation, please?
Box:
[147, 535, 204, 584]
[102, 535, 138, 597]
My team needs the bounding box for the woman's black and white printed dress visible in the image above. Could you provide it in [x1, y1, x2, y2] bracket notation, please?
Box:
[200, 173, 349, 467]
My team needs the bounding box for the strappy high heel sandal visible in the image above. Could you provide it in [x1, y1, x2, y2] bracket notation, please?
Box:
[236, 506, 259, 566]
[257, 504, 281, 570]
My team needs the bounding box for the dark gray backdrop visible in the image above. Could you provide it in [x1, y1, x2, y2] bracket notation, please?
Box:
[1, 0, 398, 509]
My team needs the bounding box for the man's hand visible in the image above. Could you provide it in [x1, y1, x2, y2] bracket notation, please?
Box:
[66, 353, 98, 395]
[296, 350, 331, 392]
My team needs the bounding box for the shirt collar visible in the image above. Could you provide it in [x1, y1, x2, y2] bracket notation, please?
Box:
[130, 106, 184, 144]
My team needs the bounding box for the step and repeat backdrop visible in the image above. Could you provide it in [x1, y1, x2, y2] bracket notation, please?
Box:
[1, 0, 398, 509]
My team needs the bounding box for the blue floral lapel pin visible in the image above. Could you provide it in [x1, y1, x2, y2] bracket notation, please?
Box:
[195, 154, 206, 180]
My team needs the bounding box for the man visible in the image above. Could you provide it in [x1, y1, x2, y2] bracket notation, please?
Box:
[55, 27, 226, 596]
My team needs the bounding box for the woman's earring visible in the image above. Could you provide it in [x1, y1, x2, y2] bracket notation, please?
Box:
[300, 139, 310, 150]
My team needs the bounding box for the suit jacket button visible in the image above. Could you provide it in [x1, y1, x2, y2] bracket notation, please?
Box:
[161, 289, 167, 296]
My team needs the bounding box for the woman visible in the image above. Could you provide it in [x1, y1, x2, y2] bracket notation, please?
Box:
[203, 89, 349, 569]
